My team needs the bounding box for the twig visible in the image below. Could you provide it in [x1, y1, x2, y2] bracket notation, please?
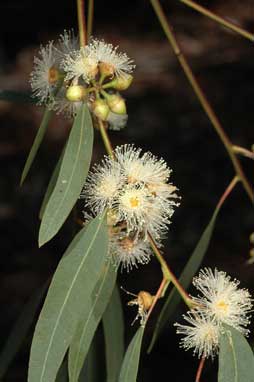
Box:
[180, 0, 254, 42]
[87, 0, 94, 40]
[149, 0, 253, 202]
[77, 0, 87, 47]
[195, 356, 206, 382]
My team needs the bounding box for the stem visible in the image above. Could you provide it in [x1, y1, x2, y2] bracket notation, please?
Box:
[148, 233, 192, 308]
[233, 145, 254, 160]
[217, 176, 239, 210]
[87, 0, 94, 40]
[149, 0, 254, 202]
[180, 0, 254, 42]
[77, 0, 87, 47]
[147, 278, 168, 320]
[97, 118, 115, 159]
[195, 356, 206, 382]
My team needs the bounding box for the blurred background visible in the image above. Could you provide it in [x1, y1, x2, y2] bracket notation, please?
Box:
[0, 0, 254, 380]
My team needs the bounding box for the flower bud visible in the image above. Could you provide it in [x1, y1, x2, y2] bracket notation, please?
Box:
[106, 94, 126, 115]
[66, 85, 87, 102]
[111, 74, 133, 91]
[137, 291, 154, 311]
[93, 99, 110, 120]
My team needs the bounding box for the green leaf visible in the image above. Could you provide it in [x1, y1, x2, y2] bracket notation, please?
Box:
[103, 286, 124, 382]
[119, 327, 145, 382]
[148, 205, 221, 353]
[80, 327, 105, 382]
[0, 282, 48, 379]
[28, 213, 108, 382]
[20, 108, 53, 185]
[218, 325, 254, 382]
[39, 104, 94, 246]
[68, 261, 117, 382]
[56, 360, 68, 382]
[0, 90, 36, 104]
[39, 149, 64, 220]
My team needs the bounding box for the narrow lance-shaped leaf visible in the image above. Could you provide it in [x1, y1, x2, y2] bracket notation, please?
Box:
[81, 328, 105, 382]
[20, 108, 53, 185]
[39, 104, 94, 246]
[28, 212, 108, 382]
[218, 325, 254, 382]
[119, 326, 145, 382]
[0, 90, 37, 104]
[0, 282, 48, 379]
[39, 148, 64, 220]
[103, 285, 124, 382]
[148, 205, 221, 353]
[68, 261, 117, 382]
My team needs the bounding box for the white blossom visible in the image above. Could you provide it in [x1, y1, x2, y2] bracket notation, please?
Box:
[87, 38, 135, 78]
[61, 46, 98, 82]
[30, 41, 60, 104]
[174, 311, 220, 359]
[192, 268, 253, 335]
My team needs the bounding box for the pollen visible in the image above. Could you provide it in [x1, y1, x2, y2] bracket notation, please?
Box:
[129, 196, 140, 208]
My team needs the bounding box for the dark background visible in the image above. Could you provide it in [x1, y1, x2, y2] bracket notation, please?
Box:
[0, 0, 254, 380]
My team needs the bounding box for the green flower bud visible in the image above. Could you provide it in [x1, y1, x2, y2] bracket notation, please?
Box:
[93, 99, 110, 120]
[66, 85, 87, 102]
[111, 74, 133, 91]
[106, 94, 126, 115]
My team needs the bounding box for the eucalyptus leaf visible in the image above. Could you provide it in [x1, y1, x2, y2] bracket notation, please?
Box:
[103, 286, 124, 382]
[0, 89, 36, 104]
[0, 282, 48, 379]
[148, 205, 221, 353]
[39, 104, 94, 247]
[39, 148, 64, 220]
[68, 261, 117, 382]
[119, 326, 145, 382]
[80, 327, 105, 382]
[218, 325, 254, 382]
[28, 213, 108, 382]
[20, 108, 53, 185]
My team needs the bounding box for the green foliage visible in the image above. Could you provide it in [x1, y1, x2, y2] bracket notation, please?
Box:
[0, 282, 48, 379]
[20, 108, 53, 185]
[103, 286, 124, 382]
[119, 327, 145, 382]
[68, 261, 117, 382]
[148, 205, 221, 353]
[218, 325, 254, 382]
[0, 90, 36, 104]
[39, 149, 64, 220]
[28, 213, 108, 382]
[39, 104, 94, 246]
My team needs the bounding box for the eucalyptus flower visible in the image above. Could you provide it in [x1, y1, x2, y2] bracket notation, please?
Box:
[30, 41, 61, 104]
[192, 268, 253, 335]
[175, 311, 220, 359]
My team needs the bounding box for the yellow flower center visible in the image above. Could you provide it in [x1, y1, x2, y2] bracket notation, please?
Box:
[129, 196, 140, 208]
[216, 300, 229, 313]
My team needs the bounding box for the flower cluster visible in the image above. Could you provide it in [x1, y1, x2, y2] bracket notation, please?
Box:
[30, 30, 135, 129]
[174, 268, 253, 359]
[81, 144, 180, 271]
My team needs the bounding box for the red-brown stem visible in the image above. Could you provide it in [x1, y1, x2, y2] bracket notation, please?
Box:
[149, 0, 253, 202]
[148, 233, 192, 308]
[147, 278, 167, 320]
[77, 0, 87, 47]
[180, 0, 254, 42]
[217, 176, 239, 210]
[195, 356, 206, 382]
[87, 0, 94, 39]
